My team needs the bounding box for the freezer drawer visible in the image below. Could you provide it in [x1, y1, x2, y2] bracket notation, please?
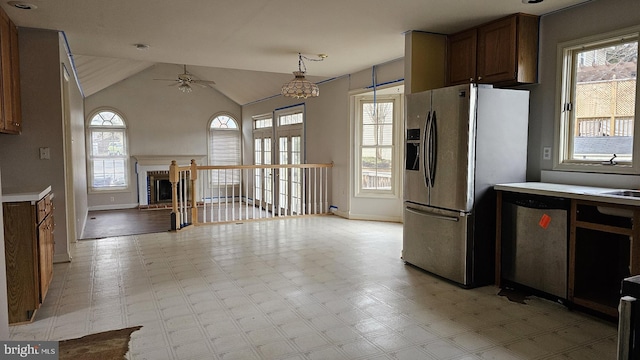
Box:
[402, 203, 471, 286]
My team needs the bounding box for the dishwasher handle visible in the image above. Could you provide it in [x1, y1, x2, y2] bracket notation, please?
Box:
[502, 192, 570, 210]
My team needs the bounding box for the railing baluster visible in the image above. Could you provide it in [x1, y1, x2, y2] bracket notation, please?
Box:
[201, 167, 206, 224]
[210, 170, 213, 222]
[170, 162, 332, 230]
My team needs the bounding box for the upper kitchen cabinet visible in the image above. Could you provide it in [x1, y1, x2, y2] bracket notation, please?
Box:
[447, 13, 539, 87]
[0, 7, 20, 134]
[404, 31, 447, 94]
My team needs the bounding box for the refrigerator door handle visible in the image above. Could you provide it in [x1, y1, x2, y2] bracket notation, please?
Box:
[429, 111, 437, 187]
[406, 206, 459, 222]
[423, 111, 431, 189]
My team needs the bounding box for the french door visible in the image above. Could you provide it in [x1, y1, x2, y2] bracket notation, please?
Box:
[253, 106, 305, 216]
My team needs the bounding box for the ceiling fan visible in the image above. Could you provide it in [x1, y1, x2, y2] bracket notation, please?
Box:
[154, 65, 216, 93]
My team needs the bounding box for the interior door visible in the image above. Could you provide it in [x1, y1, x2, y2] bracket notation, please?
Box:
[428, 84, 475, 212]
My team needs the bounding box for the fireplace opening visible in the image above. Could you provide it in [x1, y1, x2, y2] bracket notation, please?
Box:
[148, 171, 189, 205]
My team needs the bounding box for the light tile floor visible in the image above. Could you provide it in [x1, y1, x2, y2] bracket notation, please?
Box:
[9, 216, 617, 359]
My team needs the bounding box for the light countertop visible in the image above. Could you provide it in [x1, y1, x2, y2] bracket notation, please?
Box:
[494, 182, 640, 207]
[2, 185, 52, 203]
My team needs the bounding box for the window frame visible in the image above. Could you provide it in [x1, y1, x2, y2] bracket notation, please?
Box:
[554, 25, 640, 175]
[208, 113, 241, 184]
[354, 94, 402, 198]
[86, 108, 130, 193]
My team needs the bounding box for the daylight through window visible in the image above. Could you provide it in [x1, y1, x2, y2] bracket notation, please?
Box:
[558, 29, 639, 172]
[87, 110, 129, 191]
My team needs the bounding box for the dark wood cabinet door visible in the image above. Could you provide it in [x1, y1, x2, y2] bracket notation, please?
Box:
[38, 215, 54, 303]
[477, 15, 517, 84]
[447, 28, 477, 86]
[3, 202, 39, 324]
[0, 11, 10, 133]
[10, 20, 20, 133]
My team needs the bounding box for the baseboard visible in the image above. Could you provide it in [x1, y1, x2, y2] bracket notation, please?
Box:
[342, 211, 402, 223]
[88, 203, 139, 211]
[54, 252, 72, 263]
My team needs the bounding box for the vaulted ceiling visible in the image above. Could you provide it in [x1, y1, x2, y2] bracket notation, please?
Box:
[1, 0, 593, 105]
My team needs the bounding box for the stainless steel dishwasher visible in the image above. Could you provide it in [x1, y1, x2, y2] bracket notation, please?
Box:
[500, 192, 570, 299]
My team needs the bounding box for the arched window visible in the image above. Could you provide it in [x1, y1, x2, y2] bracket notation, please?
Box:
[87, 110, 129, 191]
[209, 114, 241, 183]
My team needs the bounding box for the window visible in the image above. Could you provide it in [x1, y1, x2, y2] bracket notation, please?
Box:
[356, 96, 400, 195]
[209, 114, 241, 183]
[557, 27, 640, 173]
[87, 110, 129, 191]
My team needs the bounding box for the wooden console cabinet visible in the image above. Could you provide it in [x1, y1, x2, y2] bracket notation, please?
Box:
[3, 187, 54, 324]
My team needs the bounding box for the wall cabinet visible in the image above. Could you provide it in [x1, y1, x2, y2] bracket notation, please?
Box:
[0, 7, 20, 134]
[3, 188, 54, 324]
[447, 13, 539, 87]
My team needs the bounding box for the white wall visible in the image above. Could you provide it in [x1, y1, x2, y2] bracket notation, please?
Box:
[84, 63, 242, 209]
[527, 0, 640, 184]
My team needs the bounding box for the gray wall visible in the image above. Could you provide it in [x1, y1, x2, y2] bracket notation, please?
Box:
[0, 28, 84, 261]
[84, 63, 242, 209]
[527, 0, 640, 181]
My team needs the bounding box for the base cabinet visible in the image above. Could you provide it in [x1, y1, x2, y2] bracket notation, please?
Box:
[569, 200, 639, 318]
[3, 191, 54, 324]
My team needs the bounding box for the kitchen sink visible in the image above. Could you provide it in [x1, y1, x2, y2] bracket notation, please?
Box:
[602, 190, 640, 197]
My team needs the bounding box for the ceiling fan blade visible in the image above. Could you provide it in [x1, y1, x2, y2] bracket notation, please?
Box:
[192, 80, 216, 85]
[154, 78, 180, 82]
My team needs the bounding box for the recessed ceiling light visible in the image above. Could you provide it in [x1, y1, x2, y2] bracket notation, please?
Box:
[8, 1, 37, 10]
[134, 43, 150, 51]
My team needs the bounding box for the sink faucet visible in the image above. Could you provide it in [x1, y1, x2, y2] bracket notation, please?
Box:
[603, 154, 617, 165]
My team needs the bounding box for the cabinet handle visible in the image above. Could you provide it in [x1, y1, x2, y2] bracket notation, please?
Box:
[478, 76, 483, 80]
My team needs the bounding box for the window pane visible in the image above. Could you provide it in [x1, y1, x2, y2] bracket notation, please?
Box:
[279, 112, 303, 126]
[361, 147, 392, 190]
[211, 115, 238, 129]
[571, 40, 637, 162]
[90, 111, 124, 126]
[92, 158, 126, 187]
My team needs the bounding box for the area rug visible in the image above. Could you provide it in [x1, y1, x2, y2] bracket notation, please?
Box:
[59, 326, 142, 360]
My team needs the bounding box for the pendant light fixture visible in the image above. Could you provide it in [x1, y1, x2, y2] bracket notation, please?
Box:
[281, 53, 327, 99]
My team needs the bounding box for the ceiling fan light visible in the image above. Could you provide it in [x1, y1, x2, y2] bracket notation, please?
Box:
[281, 71, 319, 99]
[178, 83, 192, 93]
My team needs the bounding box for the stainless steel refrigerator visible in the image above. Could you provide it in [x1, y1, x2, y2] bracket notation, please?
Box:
[403, 83, 529, 287]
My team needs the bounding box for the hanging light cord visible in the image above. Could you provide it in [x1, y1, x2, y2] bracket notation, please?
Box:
[298, 53, 326, 73]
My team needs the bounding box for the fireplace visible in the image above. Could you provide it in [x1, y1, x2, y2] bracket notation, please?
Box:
[134, 155, 206, 207]
[147, 170, 190, 205]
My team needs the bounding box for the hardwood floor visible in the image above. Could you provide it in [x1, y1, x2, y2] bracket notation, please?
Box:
[81, 208, 172, 240]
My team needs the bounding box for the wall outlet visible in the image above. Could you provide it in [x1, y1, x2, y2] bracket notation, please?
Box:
[110, 196, 115, 202]
[543, 146, 552, 161]
[39, 147, 50, 160]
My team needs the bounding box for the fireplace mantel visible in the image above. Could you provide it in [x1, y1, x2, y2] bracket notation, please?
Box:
[133, 155, 206, 166]
[134, 155, 206, 206]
